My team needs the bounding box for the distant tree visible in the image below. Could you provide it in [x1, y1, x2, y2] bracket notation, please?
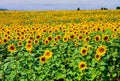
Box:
[101, 7, 108, 10]
[116, 6, 120, 9]
[101, 7, 104, 10]
[0, 8, 8, 11]
[77, 8, 80, 10]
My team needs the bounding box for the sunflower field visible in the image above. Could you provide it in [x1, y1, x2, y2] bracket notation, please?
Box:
[0, 10, 120, 81]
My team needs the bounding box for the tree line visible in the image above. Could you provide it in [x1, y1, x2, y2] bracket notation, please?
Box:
[77, 6, 120, 10]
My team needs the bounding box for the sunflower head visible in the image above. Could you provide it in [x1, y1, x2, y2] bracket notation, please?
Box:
[3, 38, 8, 44]
[69, 34, 75, 40]
[95, 54, 101, 61]
[8, 44, 16, 53]
[18, 41, 23, 47]
[63, 35, 69, 42]
[52, 42, 57, 47]
[36, 34, 41, 39]
[94, 35, 101, 42]
[80, 47, 88, 56]
[25, 43, 33, 52]
[43, 39, 49, 45]
[56, 35, 61, 40]
[39, 56, 47, 64]
[78, 34, 83, 41]
[96, 45, 106, 56]
[102, 35, 109, 42]
[44, 50, 53, 59]
[34, 39, 39, 45]
[47, 35, 52, 41]
[78, 62, 87, 70]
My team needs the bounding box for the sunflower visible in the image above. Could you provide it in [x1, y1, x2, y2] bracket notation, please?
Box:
[3, 38, 8, 44]
[36, 34, 41, 39]
[80, 47, 88, 56]
[69, 34, 75, 40]
[85, 36, 90, 42]
[96, 45, 106, 56]
[26, 39, 32, 44]
[78, 34, 83, 41]
[17, 41, 23, 47]
[25, 43, 33, 52]
[78, 62, 87, 70]
[63, 35, 69, 42]
[43, 39, 49, 45]
[47, 35, 52, 41]
[7, 44, 16, 53]
[95, 54, 101, 61]
[94, 35, 101, 42]
[44, 50, 53, 59]
[34, 39, 39, 45]
[52, 42, 57, 47]
[20, 36, 25, 41]
[102, 35, 109, 42]
[111, 33, 118, 39]
[56, 35, 61, 40]
[39, 56, 47, 64]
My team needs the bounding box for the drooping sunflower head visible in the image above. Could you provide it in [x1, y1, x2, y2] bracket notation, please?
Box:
[44, 50, 53, 59]
[96, 45, 107, 56]
[78, 62, 87, 70]
[39, 56, 47, 64]
[80, 47, 88, 56]
[7, 43, 16, 53]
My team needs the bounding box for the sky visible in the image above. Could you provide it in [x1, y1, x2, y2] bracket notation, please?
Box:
[0, 0, 120, 10]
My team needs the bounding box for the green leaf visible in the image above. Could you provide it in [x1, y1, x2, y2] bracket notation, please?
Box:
[112, 73, 117, 78]
[100, 66, 105, 71]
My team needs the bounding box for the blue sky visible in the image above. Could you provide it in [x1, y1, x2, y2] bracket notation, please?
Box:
[0, 0, 120, 10]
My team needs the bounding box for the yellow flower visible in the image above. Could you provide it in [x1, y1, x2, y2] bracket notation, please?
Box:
[25, 43, 33, 52]
[96, 45, 106, 56]
[47, 35, 53, 41]
[102, 35, 109, 42]
[39, 56, 47, 64]
[78, 62, 87, 70]
[95, 54, 101, 61]
[34, 39, 39, 45]
[80, 47, 88, 56]
[94, 35, 101, 42]
[63, 35, 69, 42]
[17, 41, 23, 47]
[7, 44, 16, 53]
[44, 50, 53, 59]
[69, 34, 75, 40]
